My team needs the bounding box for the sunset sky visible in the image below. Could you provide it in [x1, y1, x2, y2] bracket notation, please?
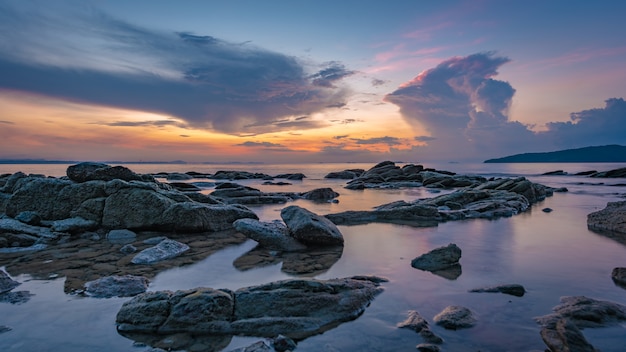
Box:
[1, 0, 625, 163]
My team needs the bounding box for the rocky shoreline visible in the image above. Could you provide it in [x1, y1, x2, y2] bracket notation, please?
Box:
[1, 161, 626, 351]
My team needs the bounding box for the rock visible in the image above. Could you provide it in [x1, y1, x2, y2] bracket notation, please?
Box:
[165, 173, 193, 181]
[411, 243, 462, 272]
[271, 334, 297, 352]
[324, 169, 364, 179]
[228, 341, 271, 352]
[542, 207, 553, 213]
[116, 276, 385, 339]
[0, 218, 58, 240]
[589, 167, 626, 178]
[416, 344, 441, 352]
[212, 170, 273, 180]
[540, 318, 597, 352]
[168, 182, 201, 192]
[159, 203, 258, 232]
[469, 284, 526, 297]
[0, 171, 27, 193]
[233, 218, 307, 251]
[15, 211, 41, 225]
[107, 229, 137, 243]
[275, 173, 306, 180]
[0, 325, 11, 333]
[120, 244, 137, 254]
[281, 205, 344, 246]
[535, 296, 626, 329]
[433, 306, 476, 330]
[0, 270, 20, 293]
[51, 217, 98, 233]
[84, 275, 149, 298]
[542, 170, 567, 175]
[0, 290, 33, 304]
[211, 183, 294, 205]
[67, 162, 144, 183]
[325, 203, 440, 227]
[131, 239, 190, 264]
[397, 310, 443, 344]
[0, 233, 39, 248]
[587, 200, 626, 234]
[612, 267, 626, 289]
[300, 187, 339, 202]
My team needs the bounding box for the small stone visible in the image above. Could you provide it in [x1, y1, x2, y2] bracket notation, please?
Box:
[542, 208, 553, 213]
[272, 334, 297, 352]
[433, 305, 476, 330]
[120, 244, 137, 254]
[0, 271, 20, 293]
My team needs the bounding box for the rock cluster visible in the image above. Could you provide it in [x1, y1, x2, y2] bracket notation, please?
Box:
[116, 276, 386, 340]
[397, 310, 443, 345]
[210, 183, 339, 205]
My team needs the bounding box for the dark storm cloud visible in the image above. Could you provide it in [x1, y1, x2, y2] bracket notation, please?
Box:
[352, 136, 402, 146]
[0, 3, 352, 134]
[309, 62, 356, 88]
[542, 98, 626, 147]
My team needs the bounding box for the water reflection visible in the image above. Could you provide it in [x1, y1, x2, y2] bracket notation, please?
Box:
[233, 245, 343, 276]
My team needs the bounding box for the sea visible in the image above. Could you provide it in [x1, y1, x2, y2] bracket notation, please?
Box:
[1, 162, 625, 352]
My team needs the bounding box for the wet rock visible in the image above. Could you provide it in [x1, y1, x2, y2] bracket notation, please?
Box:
[84, 275, 149, 298]
[116, 276, 385, 339]
[51, 217, 98, 233]
[0, 270, 20, 293]
[271, 334, 297, 352]
[67, 162, 144, 183]
[535, 296, 626, 329]
[300, 187, 339, 202]
[120, 244, 137, 254]
[324, 169, 364, 179]
[233, 245, 343, 276]
[411, 243, 462, 275]
[589, 167, 626, 178]
[540, 318, 597, 352]
[0, 218, 58, 240]
[165, 173, 193, 181]
[0, 290, 33, 304]
[228, 341, 272, 352]
[542, 170, 567, 175]
[0, 325, 11, 333]
[542, 207, 553, 213]
[107, 229, 137, 243]
[275, 173, 306, 180]
[325, 203, 440, 227]
[416, 344, 441, 352]
[587, 200, 626, 234]
[167, 182, 201, 192]
[433, 305, 476, 330]
[233, 218, 307, 252]
[469, 284, 526, 297]
[15, 211, 41, 225]
[211, 183, 294, 205]
[131, 239, 190, 264]
[281, 205, 344, 246]
[612, 267, 626, 289]
[397, 310, 443, 344]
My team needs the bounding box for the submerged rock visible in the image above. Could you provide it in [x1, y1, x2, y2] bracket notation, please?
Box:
[116, 276, 385, 339]
[397, 310, 443, 344]
[469, 284, 526, 297]
[540, 318, 597, 352]
[535, 296, 626, 329]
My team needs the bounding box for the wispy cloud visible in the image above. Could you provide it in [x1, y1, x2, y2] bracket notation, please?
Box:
[352, 136, 403, 146]
[0, 3, 353, 135]
[0, 120, 14, 124]
[235, 141, 285, 148]
[94, 120, 188, 128]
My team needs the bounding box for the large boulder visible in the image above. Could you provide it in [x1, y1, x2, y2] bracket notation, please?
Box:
[280, 206, 344, 246]
[116, 276, 385, 339]
[300, 188, 339, 202]
[411, 243, 462, 272]
[587, 200, 626, 234]
[233, 218, 307, 251]
[67, 162, 145, 183]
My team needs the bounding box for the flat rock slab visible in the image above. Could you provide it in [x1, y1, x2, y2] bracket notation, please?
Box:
[469, 284, 526, 297]
[131, 239, 190, 264]
[116, 276, 385, 340]
[84, 275, 149, 298]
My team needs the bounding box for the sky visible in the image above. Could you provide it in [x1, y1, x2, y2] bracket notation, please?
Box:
[1, 0, 625, 163]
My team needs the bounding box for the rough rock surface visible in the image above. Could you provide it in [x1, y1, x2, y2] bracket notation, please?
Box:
[587, 200, 626, 234]
[233, 218, 307, 252]
[397, 310, 443, 344]
[300, 188, 339, 201]
[433, 305, 476, 330]
[534, 295, 626, 352]
[324, 169, 364, 179]
[469, 284, 526, 297]
[116, 276, 385, 339]
[0, 270, 20, 293]
[612, 267, 626, 289]
[281, 205, 344, 246]
[131, 239, 190, 264]
[589, 167, 626, 178]
[84, 275, 149, 298]
[67, 162, 145, 183]
[411, 243, 462, 273]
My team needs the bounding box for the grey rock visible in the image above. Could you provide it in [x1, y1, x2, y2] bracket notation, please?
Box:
[535, 296, 626, 329]
[84, 275, 149, 298]
[540, 318, 597, 352]
[1, 233, 38, 248]
[143, 236, 168, 245]
[589, 167, 626, 178]
[168, 182, 201, 192]
[106, 229, 137, 243]
[120, 244, 137, 254]
[281, 205, 344, 246]
[51, 217, 98, 233]
[0, 171, 27, 193]
[15, 211, 41, 225]
[165, 173, 193, 181]
[397, 310, 443, 344]
[469, 284, 526, 297]
[131, 239, 190, 264]
[102, 188, 176, 229]
[0, 290, 33, 304]
[233, 218, 307, 251]
[0, 271, 20, 293]
[416, 344, 441, 352]
[228, 341, 271, 352]
[433, 305, 476, 330]
[159, 202, 258, 232]
[271, 334, 297, 352]
[587, 200, 626, 234]
[411, 243, 462, 272]
[0, 325, 11, 333]
[324, 169, 364, 179]
[67, 162, 143, 183]
[300, 187, 339, 201]
[612, 267, 626, 289]
[0, 218, 58, 239]
[116, 276, 385, 339]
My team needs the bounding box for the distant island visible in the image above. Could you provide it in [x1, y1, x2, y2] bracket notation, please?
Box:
[484, 145, 626, 163]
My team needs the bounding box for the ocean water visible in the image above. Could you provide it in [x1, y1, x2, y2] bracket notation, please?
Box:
[0, 162, 625, 352]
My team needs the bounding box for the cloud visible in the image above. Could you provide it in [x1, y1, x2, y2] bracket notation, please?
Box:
[371, 78, 387, 87]
[542, 98, 626, 147]
[236, 141, 285, 148]
[352, 136, 403, 146]
[309, 62, 356, 88]
[414, 136, 436, 142]
[95, 120, 188, 128]
[384, 52, 542, 160]
[0, 120, 14, 124]
[0, 3, 353, 135]
[333, 135, 349, 139]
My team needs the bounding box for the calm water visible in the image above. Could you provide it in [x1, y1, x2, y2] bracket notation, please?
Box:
[1, 162, 626, 352]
